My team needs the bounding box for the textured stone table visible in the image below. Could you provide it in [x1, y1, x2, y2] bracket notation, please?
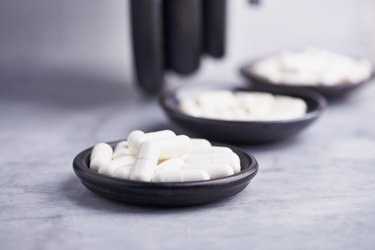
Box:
[1, 72, 375, 250]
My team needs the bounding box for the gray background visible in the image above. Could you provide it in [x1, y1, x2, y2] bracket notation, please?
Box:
[1, 0, 375, 249]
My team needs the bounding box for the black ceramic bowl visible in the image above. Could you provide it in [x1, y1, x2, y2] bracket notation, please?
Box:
[73, 141, 258, 207]
[240, 61, 375, 99]
[160, 86, 327, 144]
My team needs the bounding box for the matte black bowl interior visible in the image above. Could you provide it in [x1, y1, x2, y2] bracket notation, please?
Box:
[73, 141, 258, 207]
[240, 61, 375, 99]
[160, 86, 327, 144]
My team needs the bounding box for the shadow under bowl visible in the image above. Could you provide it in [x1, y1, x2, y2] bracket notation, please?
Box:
[73, 141, 258, 207]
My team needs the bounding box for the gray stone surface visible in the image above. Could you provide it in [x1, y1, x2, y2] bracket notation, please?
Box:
[1, 71, 375, 250]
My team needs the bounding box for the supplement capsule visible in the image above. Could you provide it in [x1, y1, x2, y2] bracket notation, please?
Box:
[113, 141, 132, 159]
[149, 135, 192, 160]
[127, 130, 144, 147]
[190, 138, 211, 154]
[153, 169, 210, 182]
[129, 130, 176, 155]
[186, 152, 241, 173]
[98, 155, 135, 176]
[155, 157, 185, 173]
[90, 143, 113, 171]
[130, 142, 160, 181]
[208, 146, 233, 154]
[180, 98, 201, 117]
[235, 91, 274, 115]
[184, 163, 234, 179]
[112, 165, 132, 180]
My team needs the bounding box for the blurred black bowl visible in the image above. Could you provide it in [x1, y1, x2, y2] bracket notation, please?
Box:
[240, 60, 375, 99]
[160, 86, 327, 144]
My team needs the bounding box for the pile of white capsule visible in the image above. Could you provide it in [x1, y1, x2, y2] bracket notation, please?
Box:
[89, 130, 241, 182]
[180, 90, 307, 121]
[250, 48, 374, 86]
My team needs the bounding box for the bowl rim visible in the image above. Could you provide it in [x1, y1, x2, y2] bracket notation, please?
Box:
[159, 85, 327, 125]
[73, 140, 259, 188]
[240, 54, 375, 89]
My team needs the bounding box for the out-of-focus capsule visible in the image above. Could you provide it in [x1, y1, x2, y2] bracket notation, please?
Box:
[113, 141, 132, 159]
[98, 155, 135, 176]
[90, 143, 113, 171]
[155, 157, 185, 173]
[190, 138, 211, 154]
[111, 165, 132, 180]
[208, 146, 233, 154]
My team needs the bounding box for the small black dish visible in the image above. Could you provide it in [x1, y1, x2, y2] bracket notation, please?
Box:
[240, 61, 375, 99]
[73, 142, 258, 207]
[160, 86, 327, 144]
[131, 0, 164, 94]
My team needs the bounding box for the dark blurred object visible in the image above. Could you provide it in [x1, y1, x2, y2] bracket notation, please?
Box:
[164, 0, 202, 75]
[131, 0, 228, 94]
[131, 0, 164, 94]
[203, 0, 226, 58]
[249, 0, 261, 6]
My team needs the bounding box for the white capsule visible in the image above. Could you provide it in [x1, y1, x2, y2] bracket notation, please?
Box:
[90, 143, 113, 171]
[98, 155, 135, 176]
[208, 146, 233, 154]
[185, 152, 241, 173]
[184, 163, 234, 179]
[127, 130, 144, 146]
[149, 135, 192, 160]
[156, 157, 185, 173]
[197, 90, 237, 109]
[130, 142, 160, 181]
[235, 91, 274, 115]
[113, 141, 132, 159]
[190, 138, 212, 154]
[128, 130, 176, 155]
[180, 98, 201, 117]
[152, 169, 210, 182]
[267, 95, 307, 120]
[111, 165, 132, 180]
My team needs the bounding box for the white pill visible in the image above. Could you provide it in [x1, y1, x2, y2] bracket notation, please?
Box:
[149, 135, 192, 160]
[236, 91, 274, 115]
[180, 98, 201, 117]
[113, 141, 132, 159]
[90, 143, 113, 171]
[130, 142, 160, 181]
[186, 152, 241, 173]
[197, 91, 237, 109]
[152, 169, 210, 182]
[98, 155, 135, 176]
[127, 130, 144, 146]
[156, 157, 185, 173]
[184, 163, 234, 179]
[112, 165, 132, 180]
[268, 95, 307, 120]
[129, 130, 176, 155]
[190, 138, 211, 154]
[208, 146, 233, 154]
